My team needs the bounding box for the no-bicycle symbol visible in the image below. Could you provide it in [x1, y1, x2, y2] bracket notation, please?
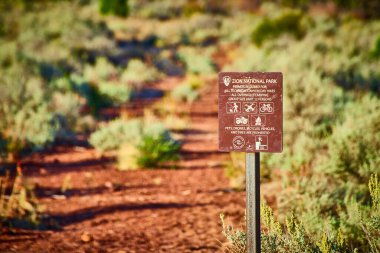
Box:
[218, 72, 283, 153]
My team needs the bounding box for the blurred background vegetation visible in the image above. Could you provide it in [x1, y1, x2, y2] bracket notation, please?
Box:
[0, 0, 380, 252]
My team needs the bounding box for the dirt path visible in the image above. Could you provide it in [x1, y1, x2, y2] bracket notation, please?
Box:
[0, 78, 248, 253]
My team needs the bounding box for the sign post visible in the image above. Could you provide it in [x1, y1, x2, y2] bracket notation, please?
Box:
[246, 152, 260, 253]
[218, 72, 283, 253]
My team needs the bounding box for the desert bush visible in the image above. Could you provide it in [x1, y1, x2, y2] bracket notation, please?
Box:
[170, 76, 204, 103]
[0, 164, 43, 229]
[0, 1, 119, 126]
[220, 14, 260, 44]
[129, 0, 185, 20]
[0, 66, 59, 161]
[274, 95, 380, 249]
[268, 0, 380, 19]
[89, 119, 142, 152]
[370, 36, 380, 59]
[224, 14, 380, 174]
[222, 14, 380, 251]
[90, 118, 181, 169]
[171, 83, 199, 104]
[83, 57, 133, 105]
[135, 134, 180, 168]
[99, 0, 129, 17]
[82, 57, 124, 103]
[154, 50, 185, 76]
[177, 46, 216, 75]
[183, 14, 222, 45]
[220, 213, 246, 253]
[121, 59, 161, 88]
[83, 57, 118, 83]
[51, 91, 84, 135]
[252, 9, 309, 46]
[4, 1, 114, 66]
[222, 174, 380, 252]
[98, 82, 132, 105]
[321, 95, 380, 183]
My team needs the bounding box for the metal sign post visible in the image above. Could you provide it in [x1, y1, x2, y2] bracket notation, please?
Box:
[246, 152, 260, 253]
[218, 72, 283, 253]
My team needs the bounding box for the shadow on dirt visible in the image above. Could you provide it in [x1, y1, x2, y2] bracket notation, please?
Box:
[35, 184, 159, 199]
[23, 157, 114, 177]
[51, 202, 198, 227]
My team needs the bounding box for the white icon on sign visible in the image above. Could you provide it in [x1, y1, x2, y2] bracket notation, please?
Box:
[247, 144, 254, 151]
[251, 115, 266, 126]
[259, 102, 274, 114]
[243, 102, 257, 113]
[223, 76, 231, 86]
[233, 136, 245, 149]
[235, 115, 249, 125]
[255, 136, 268, 150]
[226, 102, 241, 113]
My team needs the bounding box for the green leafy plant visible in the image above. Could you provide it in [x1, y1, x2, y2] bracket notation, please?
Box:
[136, 134, 180, 168]
[252, 9, 308, 46]
[90, 117, 181, 170]
[99, 0, 129, 17]
[370, 36, 380, 59]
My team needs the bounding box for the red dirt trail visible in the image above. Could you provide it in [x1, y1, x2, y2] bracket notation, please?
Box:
[0, 77, 277, 253]
[0, 78, 249, 253]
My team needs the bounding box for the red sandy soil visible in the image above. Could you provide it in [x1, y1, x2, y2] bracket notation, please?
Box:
[0, 77, 277, 253]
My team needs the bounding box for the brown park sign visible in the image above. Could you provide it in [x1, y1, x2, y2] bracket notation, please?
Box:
[218, 72, 283, 153]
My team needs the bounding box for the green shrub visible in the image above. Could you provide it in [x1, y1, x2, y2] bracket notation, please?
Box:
[89, 119, 142, 152]
[183, 14, 222, 44]
[90, 118, 181, 169]
[50, 89, 95, 135]
[0, 66, 59, 161]
[267, 0, 380, 19]
[222, 15, 380, 252]
[4, 1, 114, 66]
[136, 134, 180, 168]
[99, 0, 129, 17]
[370, 36, 380, 59]
[177, 47, 216, 75]
[220, 213, 246, 253]
[69, 76, 112, 116]
[169, 75, 205, 104]
[83, 57, 118, 84]
[129, 0, 185, 20]
[171, 84, 199, 103]
[74, 57, 135, 113]
[320, 95, 380, 183]
[222, 174, 380, 252]
[252, 9, 308, 46]
[121, 59, 161, 88]
[98, 82, 132, 105]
